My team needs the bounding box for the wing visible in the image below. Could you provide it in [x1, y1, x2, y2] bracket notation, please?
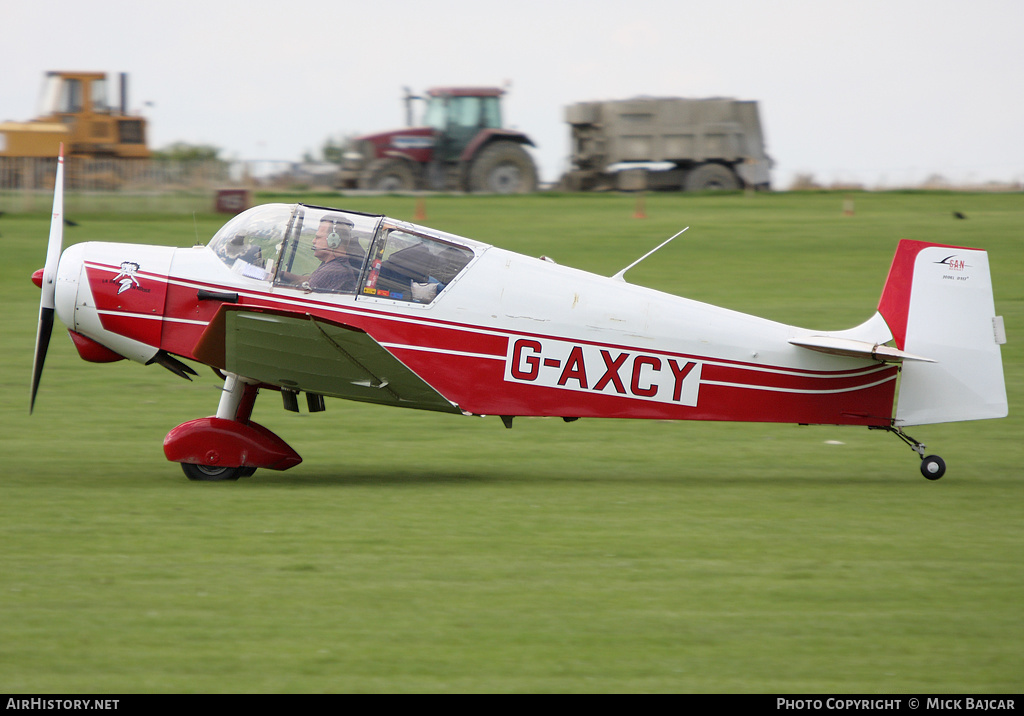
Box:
[193, 306, 461, 414]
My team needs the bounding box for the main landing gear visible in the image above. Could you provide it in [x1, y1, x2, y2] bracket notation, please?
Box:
[872, 425, 946, 480]
[163, 372, 302, 481]
[180, 463, 255, 482]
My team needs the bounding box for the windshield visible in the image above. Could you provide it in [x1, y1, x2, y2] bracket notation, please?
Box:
[208, 203, 293, 281]
[38, 75, 62, 116]
[91, 77, 110, 112]
[422, 96, 447, 131]
[422, 95, 502, 131]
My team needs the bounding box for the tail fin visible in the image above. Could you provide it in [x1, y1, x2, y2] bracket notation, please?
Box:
[878, 239, 1007, 426]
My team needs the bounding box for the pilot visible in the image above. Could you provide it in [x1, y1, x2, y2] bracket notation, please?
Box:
[286, 215, 365, 293]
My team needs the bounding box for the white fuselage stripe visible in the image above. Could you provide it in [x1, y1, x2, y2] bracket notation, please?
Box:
[96, 309, 208, 326]
[703, 373, 897, 395]
[380, 342, 506, 362]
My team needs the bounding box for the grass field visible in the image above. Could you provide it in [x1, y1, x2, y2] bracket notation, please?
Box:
[1, 191, 1021, 693]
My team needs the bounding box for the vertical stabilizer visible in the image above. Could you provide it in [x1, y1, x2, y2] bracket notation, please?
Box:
[877, 240, 1007, 426]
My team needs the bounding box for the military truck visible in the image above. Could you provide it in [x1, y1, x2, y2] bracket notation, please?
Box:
[560, 97, 771, 192]
[339, 87, 538, 194]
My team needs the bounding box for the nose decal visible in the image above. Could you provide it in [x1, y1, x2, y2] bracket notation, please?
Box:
[112, 262, 142, 294]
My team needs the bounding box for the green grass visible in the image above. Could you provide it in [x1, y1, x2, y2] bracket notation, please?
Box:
[1, 191, 1022, 692]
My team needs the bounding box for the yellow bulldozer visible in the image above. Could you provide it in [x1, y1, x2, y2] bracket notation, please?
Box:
[0, 71, 150, 188]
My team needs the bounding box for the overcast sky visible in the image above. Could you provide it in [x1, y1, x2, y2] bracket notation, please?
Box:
[4, 0, 1022, 188]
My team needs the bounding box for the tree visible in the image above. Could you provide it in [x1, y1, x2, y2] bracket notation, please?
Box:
[153, 142, 223, 162]
[305, 134, 358, 164]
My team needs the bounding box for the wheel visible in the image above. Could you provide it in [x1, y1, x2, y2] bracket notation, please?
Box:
[684, 163, 741, 191]
[359, 158, 419, 191]
[181, 463, 245, 481]
[920, 455, 946, 480]
[467, 142, 538, 194]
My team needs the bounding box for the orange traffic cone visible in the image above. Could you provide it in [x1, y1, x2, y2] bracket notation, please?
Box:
[414, 197, 427, 221]
[633, 192, 647, 219]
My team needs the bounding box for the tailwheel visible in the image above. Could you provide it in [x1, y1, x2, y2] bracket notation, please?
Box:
[181, 463, 248, 482]
[871, 425, 946, 480]
[920, 455, 946, 481]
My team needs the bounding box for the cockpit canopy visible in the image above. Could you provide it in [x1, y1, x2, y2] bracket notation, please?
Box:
[208, 204, 478, 304]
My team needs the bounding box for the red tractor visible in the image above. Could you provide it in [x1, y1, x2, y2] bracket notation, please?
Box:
[340, 87, 538, 193]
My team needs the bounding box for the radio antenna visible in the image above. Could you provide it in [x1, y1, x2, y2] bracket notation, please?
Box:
[611, 227, 688, 282]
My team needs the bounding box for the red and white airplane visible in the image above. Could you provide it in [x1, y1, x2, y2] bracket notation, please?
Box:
[32, 148, 1008, 480]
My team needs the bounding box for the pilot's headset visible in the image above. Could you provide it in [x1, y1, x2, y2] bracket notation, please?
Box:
[322, 216, 353, 249]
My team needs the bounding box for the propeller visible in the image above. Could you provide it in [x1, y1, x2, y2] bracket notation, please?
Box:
[30, 145, 66, 413]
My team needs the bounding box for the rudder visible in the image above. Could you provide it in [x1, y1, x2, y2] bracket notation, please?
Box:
[878, 239, 1007, 426]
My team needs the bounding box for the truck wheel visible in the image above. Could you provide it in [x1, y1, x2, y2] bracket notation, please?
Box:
[684, 163, 740, 191]
[468, 142, 538, 194]
[359, 158, 418, 192]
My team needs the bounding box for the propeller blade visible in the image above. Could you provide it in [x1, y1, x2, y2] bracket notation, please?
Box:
[30, 145, 65, 413]
[30, 308, 54, 413]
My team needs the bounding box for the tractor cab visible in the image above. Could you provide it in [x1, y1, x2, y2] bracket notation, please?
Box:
[38, 72, 110, 117]
[420, 87, 504, 162]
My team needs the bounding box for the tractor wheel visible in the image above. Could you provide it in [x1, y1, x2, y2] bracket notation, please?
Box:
[467, 142, 538, 194]
[359, 158, 419, 192]
[684, 163, 741, 191]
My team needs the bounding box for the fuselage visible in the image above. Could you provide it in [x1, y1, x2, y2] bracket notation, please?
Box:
[53, 205, 898, 427]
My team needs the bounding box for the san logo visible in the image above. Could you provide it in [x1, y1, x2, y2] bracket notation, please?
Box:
[937, 255, 969, 272]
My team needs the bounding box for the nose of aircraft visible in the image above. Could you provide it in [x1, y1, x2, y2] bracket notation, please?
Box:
[52, 242, 84, 328]
[31, 243, 83, 326]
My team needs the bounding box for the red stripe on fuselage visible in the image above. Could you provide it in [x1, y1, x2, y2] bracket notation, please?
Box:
[88, 262, 896, 426]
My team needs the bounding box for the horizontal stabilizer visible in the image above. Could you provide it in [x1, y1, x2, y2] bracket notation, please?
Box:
[789, 336, 935, 364]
